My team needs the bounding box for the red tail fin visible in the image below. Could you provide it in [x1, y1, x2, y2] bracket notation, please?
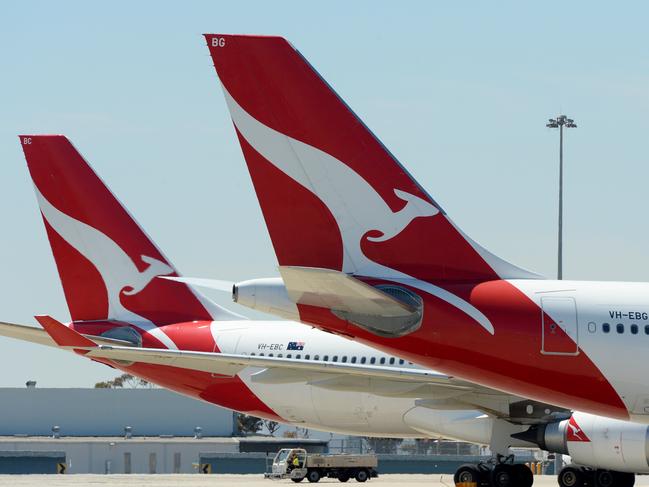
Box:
[205, 35, 537, 282]
[18, 135, 237, 333]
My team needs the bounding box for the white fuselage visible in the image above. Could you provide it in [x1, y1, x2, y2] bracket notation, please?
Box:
[511, 279, 649, 421]
[210, 320, 516, 443]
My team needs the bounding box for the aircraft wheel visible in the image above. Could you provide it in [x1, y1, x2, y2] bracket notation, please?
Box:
[612, 472, 635, 487]
[454, 463, 481, 485]
[558, 466, 584, 487]
[490, 463, 515, 487]
[291, 479, 304, 483]
[512, 464, 533, 487]
[307, 469, 321, 483]
[595, 469, 615, 487]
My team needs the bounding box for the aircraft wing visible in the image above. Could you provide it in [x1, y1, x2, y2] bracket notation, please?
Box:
[83, 343, 566, 423]
[1, 316, 569, 424]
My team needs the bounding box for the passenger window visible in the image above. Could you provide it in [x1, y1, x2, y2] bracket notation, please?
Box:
[631, 324, 639, 335]
[351, 357, 357, 364]
[370, 357, 376, 364]
[259, 353, 264, 356]
[269, 353, 274, 357]
[380, 357, 386, 365]
[602, 323, 610, 333]
[616, 323, 624, 334]
[389, 357, 396, 365]
[342, 356, 348, 363]
[251, 352, 256, 356]
[296, 354, 301, 359]
[287, 354, 292, 359]
[587, 322, 596, 333]
[314, 355, 319, 361]
[645, 325, 649, 335]
[305, 354, 310, 360]
[360, 357, 366, 364]
[399, 359, 405, 365]
[323, 355, 329, 361]
[278, 354, 283, 358]
[332, 356, 338, 362]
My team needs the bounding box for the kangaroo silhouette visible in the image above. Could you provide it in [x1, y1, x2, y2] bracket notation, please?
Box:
[567, 417, 590, 442]
[35, 188, 177, 348]
[223, 87, 439, 277]
[224, 87, 494, 334]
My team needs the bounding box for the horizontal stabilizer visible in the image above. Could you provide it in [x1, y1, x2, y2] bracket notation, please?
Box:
[279, 266, 414, 317]
[34, 315, 96, 348]
[0, 321, 139, 348]
[0, 321, 58, 347]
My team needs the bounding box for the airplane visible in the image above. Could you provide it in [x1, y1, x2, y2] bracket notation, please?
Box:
[0, 135, 644, 487]
[202, 32, 649, 423]
[199, 33, 649, 485]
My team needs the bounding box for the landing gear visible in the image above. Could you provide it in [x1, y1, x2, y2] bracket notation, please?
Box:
[557, 466, 584, 487]
[491, 463, 515, 487]
[557, 466, 635, 487]
[612, 471, 636, 487]
[453, 419, 539, 486]
[453, 458, 533, 487]
[454, 464, 481, 485]
[512, 463, 534, 487]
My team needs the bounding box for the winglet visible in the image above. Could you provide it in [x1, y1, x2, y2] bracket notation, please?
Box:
[34, 315, 96, 349]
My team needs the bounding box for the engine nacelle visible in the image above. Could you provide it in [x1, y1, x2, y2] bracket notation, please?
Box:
[233, 278, 299, 320]
[518, 412, 649, 474]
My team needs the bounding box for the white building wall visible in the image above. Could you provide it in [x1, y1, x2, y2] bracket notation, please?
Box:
[0, 438, 241, 473]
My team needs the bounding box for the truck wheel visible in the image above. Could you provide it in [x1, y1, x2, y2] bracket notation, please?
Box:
[307, 469, 321, 483]
[291, 479, 304, 483]
[338, 473, 350, 482]
[355, 469, 369, 482]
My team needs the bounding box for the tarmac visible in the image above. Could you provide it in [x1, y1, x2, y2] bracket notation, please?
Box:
[1, 475, 648, 486]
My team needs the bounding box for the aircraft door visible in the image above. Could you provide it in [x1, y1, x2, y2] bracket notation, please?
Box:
[541, 297, 579, 355]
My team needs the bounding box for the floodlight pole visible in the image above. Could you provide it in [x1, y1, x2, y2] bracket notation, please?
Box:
[558, 123, 564, 280]
[546, 115, 577, 280]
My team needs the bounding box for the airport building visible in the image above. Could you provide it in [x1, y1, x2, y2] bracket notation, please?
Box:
[0, 387, 537, 475]
[0, 387, 329, 474]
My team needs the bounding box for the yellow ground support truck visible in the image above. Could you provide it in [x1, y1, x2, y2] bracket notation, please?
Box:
[265, 448, 378, 483]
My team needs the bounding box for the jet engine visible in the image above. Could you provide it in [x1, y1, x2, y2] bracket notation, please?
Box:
[514, 412, 649, 474]
[232, 278, 299, 320]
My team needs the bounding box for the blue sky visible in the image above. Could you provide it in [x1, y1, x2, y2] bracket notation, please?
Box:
[0, 1, 647, 387]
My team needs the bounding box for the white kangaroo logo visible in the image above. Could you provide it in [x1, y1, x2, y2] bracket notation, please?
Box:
[223, 87, 494, 334]
[122, 255, 174, 296]
[568, 422, 587, 441]
[35, 188, 178, 349]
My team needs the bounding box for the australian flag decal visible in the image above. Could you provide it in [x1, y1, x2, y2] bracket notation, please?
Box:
[287, 341, 305, 351]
